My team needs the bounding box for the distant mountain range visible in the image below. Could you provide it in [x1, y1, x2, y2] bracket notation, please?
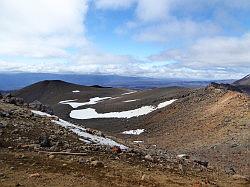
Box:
[1, 73, 235, 90]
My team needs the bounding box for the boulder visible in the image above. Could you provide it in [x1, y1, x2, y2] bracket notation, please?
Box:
[3, 93, 12, 98]
[29, 100, 53, 115]
[145, 154, 154, 162]
[111, 146, 122, 154]
[141, 174, 150, 181]
[29, 100, 43, 109]
[9, 97, 24, 106]
[39, 135, 51, 147]
[194, 160, 209, 168]
[232, 174, 249, 183]
[225, 166, 236, 175]
[29, 173, 41, 178]
[177, 154, 190, 159]
[0, 122, 7, 128]
[0, 111, 11, 117]
[91, 160, 104, 168]
[0, 93, 24, 106]
[207, 82, 243, 93]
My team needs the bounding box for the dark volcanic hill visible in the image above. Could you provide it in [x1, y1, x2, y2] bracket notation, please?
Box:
[233, 74, 250, 86]
[233, 74, 250, 94]
[13, 80, 190, 133]
[13, 80, 127, 105]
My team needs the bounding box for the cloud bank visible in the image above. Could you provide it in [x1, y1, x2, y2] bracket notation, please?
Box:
[0, 0, 249, 79]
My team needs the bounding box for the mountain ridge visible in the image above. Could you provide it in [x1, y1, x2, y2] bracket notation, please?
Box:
[1, 73, 235, 90]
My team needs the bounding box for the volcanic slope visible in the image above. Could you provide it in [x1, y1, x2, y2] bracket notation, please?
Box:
[233, 74, 250, 94]
[2, 99, 247, 186]
[126, 83, 250, 175]
[234, 74, 250, 86]
[13, 80, 127, 104]
[14, 80, 190, 133]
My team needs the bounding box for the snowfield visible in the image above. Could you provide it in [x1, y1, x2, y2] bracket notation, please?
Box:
[122, 129, 145, 135]
[59, 97, 111, 108]
[70, 99, 177, 119]
[31, 110, 128, 149]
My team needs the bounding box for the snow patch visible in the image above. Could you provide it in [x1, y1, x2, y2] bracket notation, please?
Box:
[59, 97, 111, 109]
[123, 99, 139, 103]
[31, 110, 128, 150]
[121, 91, 137, 95]
[70, 99, 177, 119]
[70, 106, 155, 119]
[59, 99, 78, 103]
[31, 110, 52, 117]
[53, 119, 127, 149]
[157, 99, 177, 109]
[122, 129, 145, 135]
[109, 97, 121, 100]
[133, 140, 143, 143]
[72, 90, 80, 93]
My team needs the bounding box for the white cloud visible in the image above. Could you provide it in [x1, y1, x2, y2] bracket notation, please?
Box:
[149, 33, 250, 69]
[113, 0, 250, 43]
[0, 0, 249, 80]
[136, 0, 172, 22]
[133, 20, 220, 42]
[0, 0, 88, 58]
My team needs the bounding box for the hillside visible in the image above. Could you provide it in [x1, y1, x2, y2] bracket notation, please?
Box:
[2, 79, 249, 186]
[123, 83, 249, 174]
[13, 80, 190, 133]
[13, 80, 126, 105]
[2, 97, 248, 186]
[233, 74, 250, 94]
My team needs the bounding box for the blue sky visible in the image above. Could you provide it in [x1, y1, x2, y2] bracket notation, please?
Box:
[0, 0, 249, 79]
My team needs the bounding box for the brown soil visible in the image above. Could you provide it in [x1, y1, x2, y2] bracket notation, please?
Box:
[124, 87, 250, 175]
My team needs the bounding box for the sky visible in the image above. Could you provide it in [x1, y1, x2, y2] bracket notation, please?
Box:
[0, 0, 249, 80]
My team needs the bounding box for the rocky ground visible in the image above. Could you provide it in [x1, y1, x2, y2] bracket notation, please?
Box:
[0, 95, 249, 187]
[121, 84, 250, 176]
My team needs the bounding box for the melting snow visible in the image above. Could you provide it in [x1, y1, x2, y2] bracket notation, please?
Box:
[157, 99, 177, 109]
[133, 140, 144, 143]
[70, 106, 155, 119]
[122, 129, 145, 135]
[31, 110, 127, 149]
[72, 90, 80, 93]
[123, 99, 139, 103]
[121, 91, 137, 95]
[109, 97, 121, 100]
[59, 99, 78, 103]
[52, 119, 127, 149]
[31, 110, 52, 117]
[59, 97, 111, 109]
[70, 99, 177, 119]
